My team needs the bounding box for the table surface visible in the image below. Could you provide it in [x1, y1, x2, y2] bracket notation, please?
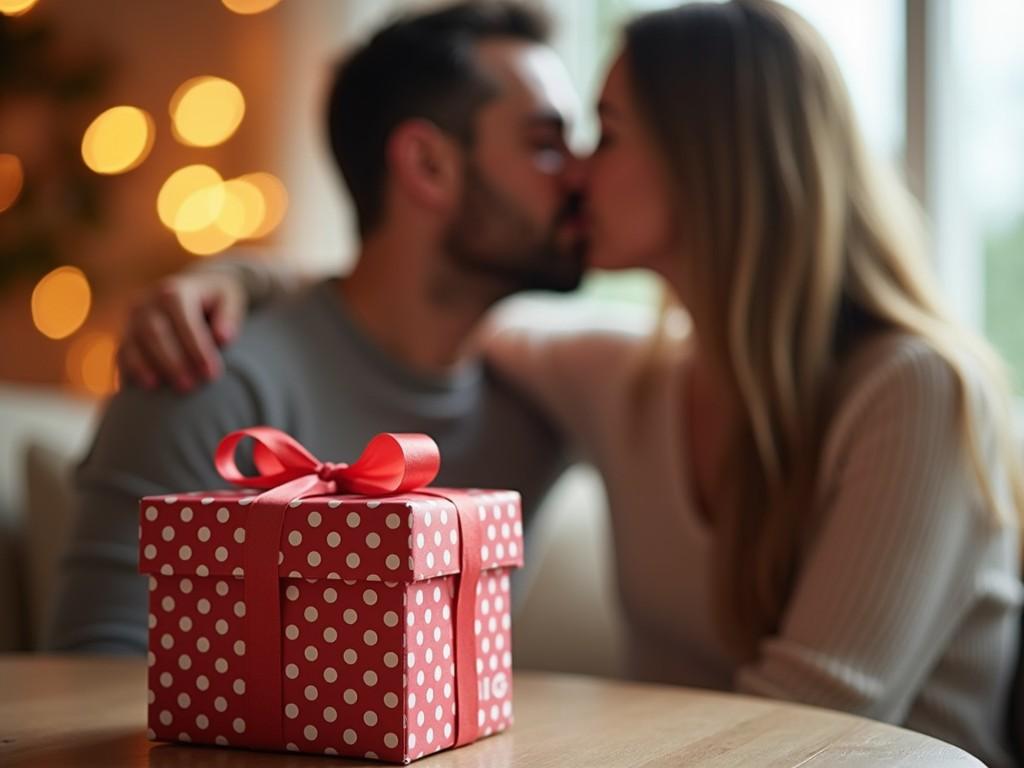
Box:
[0, 655, 984, 767]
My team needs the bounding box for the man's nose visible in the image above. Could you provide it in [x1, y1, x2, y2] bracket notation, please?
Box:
[561, 152, 587, 191]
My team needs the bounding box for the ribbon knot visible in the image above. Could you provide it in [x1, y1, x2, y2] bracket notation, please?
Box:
[316, 461, 347, 482]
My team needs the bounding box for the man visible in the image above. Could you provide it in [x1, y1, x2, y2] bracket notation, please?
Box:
[49, 0, 585, 653]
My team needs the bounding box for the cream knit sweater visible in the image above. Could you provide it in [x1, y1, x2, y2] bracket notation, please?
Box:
[487, 302, 1022, 767]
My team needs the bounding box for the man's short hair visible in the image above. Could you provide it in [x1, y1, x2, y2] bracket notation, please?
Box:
[326, 1, 550, 236]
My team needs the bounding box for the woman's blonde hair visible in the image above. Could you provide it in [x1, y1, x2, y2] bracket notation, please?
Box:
[624, 0, 1024, 658]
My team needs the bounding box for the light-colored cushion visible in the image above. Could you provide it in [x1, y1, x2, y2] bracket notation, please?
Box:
[512, 465, 626, 678]
[0, 384, 96, 651]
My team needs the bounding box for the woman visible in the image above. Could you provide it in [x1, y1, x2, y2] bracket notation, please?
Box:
[485, 2, 1022, 765]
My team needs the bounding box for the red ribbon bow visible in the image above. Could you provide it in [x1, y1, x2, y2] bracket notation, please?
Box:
[216, 425, 441, 497]
[213, 427, 480, 754]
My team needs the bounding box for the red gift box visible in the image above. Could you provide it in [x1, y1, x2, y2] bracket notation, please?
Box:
[138, 428, 523, 763]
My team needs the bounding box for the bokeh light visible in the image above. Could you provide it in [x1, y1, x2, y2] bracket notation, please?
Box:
[221, 0, 281, 15]
[157, 165, 225, 232]
[0, 0, 40, 16]
[218, 178, 265, 239]
[66, 331, 118, 396]
[170, 76, 246, 148]
[31, 266, 92, 340]
[0, 154, 24, 213]
[176, 222, 238, 257]
[238, 172, 288, 238]
[81, 106, 155, 175]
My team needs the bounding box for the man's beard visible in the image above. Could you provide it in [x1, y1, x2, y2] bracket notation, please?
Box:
[443, 164, 586, 295]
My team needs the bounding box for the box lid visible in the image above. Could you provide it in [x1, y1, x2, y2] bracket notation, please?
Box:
[139, 488, 523, 583]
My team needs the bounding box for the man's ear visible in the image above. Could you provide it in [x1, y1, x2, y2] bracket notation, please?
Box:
[387, 119, 463, 216]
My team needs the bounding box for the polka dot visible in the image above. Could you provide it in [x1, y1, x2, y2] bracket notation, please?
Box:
[215, 736, 228, 746]
[326, 532, 341, 548]
[286, 585, 300, 601]
[307, 511, 322, 528]
[160, 634, 174, 650]
[143, 545, 157, 560]
[383, 611, 399, 628]
[384, 692, 399, 709]
[385, 555, 401, 570]
[215, 619, 229, 635]
[197, 526, 211, 543]
[215, 546, 229, 562]
[344, 688, 358, 705]
[343, 729, 357, 745]
[216, 507, 230, 523]
[346, 512, 361, 528]
[304, 645, 318, 662]
[178, 654, 192, 670]
[324, 667, 338, 683]
[304, 684, 319, 701]
[303, 606, 319, 623]
[304, 724, 318, 740]
[145, 506, 159, 522]
[323, 706, 337, 723]
[285, 663, 300, 679]
[233, 601, 246, 618]
[365, 533, 381, 549]
[233, 528, 246, 544]
[159, 672, 173, 687]
[285, 624, 299, 640]
[288, 530, 302, 547]
[233, 679, 245, 695]
[179, 507, 193, 523]
[363, 589, 377, 606]
[285, 703, 299, 719]
[323, 587, 338, 604]
[384, 732, 399, 748]
[408, 734, 417, 750]
[159, 710, 173, 726]
[214, 696, 228, 712]
[363, 670, 378, 686]
[196, 714, 209, 729]
[307, 551, 322, 567]
[386, 513, 401, 529]
[196, 675, 210, 691]
[384, 652, 399, 668]
[343, 648, 358, 664]
[234, 640, 246, 656]
[343, 609, 358, 624]
[346, 552, 361, 568]
[416, 533, 425, 549]
[178, 545, 192, 561]
[232, 718, 246, 734]
[215, 658, 229, 673]
[364, 710, 378, 726]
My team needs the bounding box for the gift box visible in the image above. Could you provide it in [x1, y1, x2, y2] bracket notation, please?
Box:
[139, 428, 523, 763]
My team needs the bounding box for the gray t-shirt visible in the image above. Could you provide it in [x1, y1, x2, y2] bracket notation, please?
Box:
[48, 279, 566, 653]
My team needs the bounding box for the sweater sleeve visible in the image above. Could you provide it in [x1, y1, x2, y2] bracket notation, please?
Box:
[735, 341, 1012, 722]
[45, 367, 264, 655]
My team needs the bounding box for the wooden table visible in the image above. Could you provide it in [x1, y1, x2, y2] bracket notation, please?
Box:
[1, 655, 983, 767]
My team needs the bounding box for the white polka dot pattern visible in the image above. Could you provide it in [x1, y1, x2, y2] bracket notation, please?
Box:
[140, 488, 522, 762]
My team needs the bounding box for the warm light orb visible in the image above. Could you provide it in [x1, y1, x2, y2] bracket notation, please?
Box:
[0, 0, 40, 16]
[67, 331, 118, 396]
[221, 0, 281, 15]
[81, 106, 155, 175]
[157, 165, 225, 232]
[176, 222, 237, 257]
[0, 154, 24, 213]
[31, 266, 92, 340]
[218, 178, 265, 239]
[170, 76, 246, 148]
[237, 172, 287, 238]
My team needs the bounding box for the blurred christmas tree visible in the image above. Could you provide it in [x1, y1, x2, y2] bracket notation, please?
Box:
[0, 14, 112, 289]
